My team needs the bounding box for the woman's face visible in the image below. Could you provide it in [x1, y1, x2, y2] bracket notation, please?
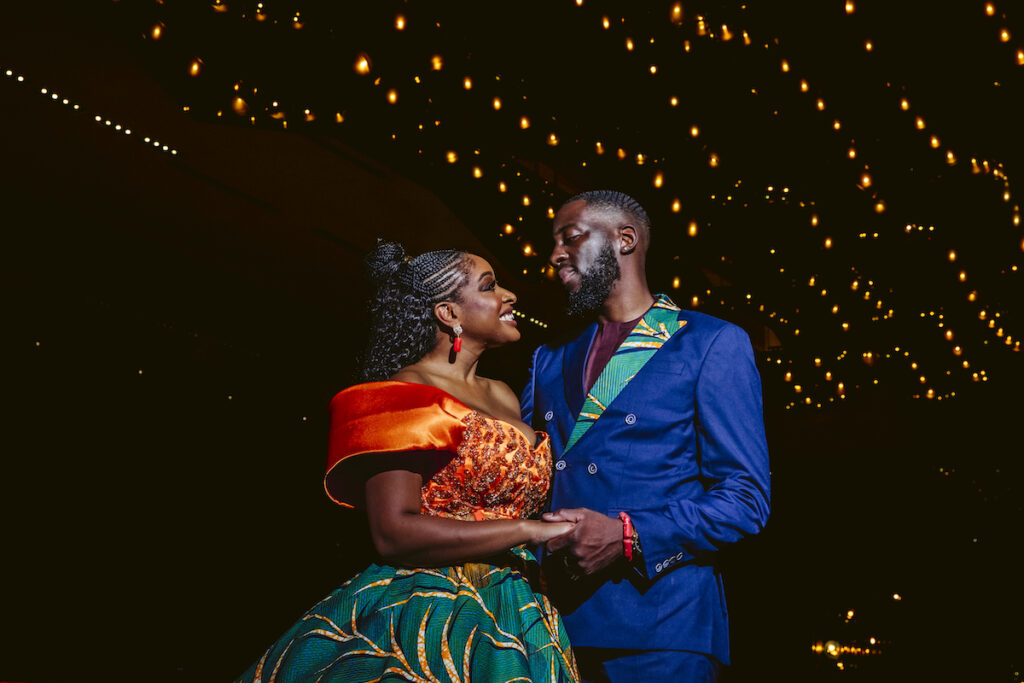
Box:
[452, 254, 520, 347]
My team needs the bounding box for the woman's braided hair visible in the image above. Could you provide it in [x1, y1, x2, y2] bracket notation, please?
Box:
[359, 240, 471, 381]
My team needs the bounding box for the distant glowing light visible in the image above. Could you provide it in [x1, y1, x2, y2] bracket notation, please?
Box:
[671, 3, 684, 25]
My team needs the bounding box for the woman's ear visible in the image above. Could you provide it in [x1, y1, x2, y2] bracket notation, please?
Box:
[433, 302, 460, 329]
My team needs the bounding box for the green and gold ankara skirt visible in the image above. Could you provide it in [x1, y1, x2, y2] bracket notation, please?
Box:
[236, 546, 578, 683]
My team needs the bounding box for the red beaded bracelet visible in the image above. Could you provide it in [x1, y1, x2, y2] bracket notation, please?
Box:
[619, 511, 634, 562]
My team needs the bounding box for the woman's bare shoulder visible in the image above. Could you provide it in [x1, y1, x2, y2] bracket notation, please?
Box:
[481, 377, 521, 414]
[390, 367, 431, 384]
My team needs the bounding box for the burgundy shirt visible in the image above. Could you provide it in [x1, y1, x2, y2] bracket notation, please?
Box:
[583, 306, 651, 393]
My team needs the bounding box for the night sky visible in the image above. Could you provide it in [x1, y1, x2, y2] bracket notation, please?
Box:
[2, 2, 1022, 681]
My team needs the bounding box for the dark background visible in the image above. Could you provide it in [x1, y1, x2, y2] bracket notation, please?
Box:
[2, 2, 1022, 681]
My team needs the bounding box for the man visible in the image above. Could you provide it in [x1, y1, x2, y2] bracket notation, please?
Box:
[521, 190, 771, 682]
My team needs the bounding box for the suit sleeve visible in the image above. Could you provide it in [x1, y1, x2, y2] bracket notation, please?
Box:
[629, 324, 771, 578]
[520, 345, 541, 426]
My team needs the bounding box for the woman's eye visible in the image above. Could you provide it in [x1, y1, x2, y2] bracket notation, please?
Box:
[483, 280, 497, 291]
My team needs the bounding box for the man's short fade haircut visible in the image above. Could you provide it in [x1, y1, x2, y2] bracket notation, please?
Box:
[564, 190, 652, 231]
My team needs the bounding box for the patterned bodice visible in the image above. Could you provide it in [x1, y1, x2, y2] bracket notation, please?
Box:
[421, 412, 551, 521]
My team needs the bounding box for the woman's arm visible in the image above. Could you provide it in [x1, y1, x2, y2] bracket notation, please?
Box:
[365, 469, 573, 567]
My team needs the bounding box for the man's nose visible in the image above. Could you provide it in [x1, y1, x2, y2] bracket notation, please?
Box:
[550, 246, 567, 268]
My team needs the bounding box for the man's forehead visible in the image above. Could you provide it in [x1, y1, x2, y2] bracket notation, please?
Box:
[553, 201, 620, 233]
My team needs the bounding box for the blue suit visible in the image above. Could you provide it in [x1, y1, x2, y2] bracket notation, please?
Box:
[521, 307, 770, 665]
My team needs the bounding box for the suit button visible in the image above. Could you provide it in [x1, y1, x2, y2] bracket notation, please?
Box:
[544, 410, 554, 421]
[555, 460, 567, 471]
[587, 462, 598, 475]
[624, 413, 637, 425]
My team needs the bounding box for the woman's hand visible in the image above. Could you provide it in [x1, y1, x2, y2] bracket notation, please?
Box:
[527, 520, 575, 545]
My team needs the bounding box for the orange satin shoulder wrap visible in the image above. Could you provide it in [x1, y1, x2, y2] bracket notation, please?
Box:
[324, 381, 473, 507]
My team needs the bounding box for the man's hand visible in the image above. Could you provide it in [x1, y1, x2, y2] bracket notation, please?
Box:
[542, 507, 622, 575]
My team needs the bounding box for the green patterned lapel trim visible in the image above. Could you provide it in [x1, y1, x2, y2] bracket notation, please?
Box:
[563, 294, 687, 454]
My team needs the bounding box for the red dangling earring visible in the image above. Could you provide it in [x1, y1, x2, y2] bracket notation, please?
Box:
[452, 323, 463, 353]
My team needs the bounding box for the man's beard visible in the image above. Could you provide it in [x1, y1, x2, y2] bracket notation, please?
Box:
[566, 242, 621, 317]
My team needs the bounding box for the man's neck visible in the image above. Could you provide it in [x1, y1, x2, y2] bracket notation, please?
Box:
[598, 280, 655, 323]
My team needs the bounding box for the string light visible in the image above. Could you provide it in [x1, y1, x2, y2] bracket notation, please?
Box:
[124, 3, 1022, 408]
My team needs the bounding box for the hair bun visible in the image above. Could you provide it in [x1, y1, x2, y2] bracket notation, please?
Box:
[365, 240, 408, 287]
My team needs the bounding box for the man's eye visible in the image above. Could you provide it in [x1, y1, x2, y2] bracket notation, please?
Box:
[565, 234, 580, 243]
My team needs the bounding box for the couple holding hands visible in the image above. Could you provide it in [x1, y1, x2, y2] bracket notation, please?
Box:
[237, 190, 770, 683]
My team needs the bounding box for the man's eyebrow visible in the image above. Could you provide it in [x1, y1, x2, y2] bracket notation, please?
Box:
[554, 223, 578, 236]
[477, 270, 494, 282]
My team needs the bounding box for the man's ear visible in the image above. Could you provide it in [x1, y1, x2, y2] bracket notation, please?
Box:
[619, 225, 639, 254]
[433, 302, 460, 329]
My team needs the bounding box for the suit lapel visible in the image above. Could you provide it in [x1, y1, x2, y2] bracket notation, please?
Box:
[562, 323, 597, 419]
[563, 295, 688, 454]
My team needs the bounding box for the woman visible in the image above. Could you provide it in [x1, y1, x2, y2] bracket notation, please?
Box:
[236, 242, 579, 682]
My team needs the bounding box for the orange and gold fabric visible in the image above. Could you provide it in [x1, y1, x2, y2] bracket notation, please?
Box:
[326, 381, 552, 522]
